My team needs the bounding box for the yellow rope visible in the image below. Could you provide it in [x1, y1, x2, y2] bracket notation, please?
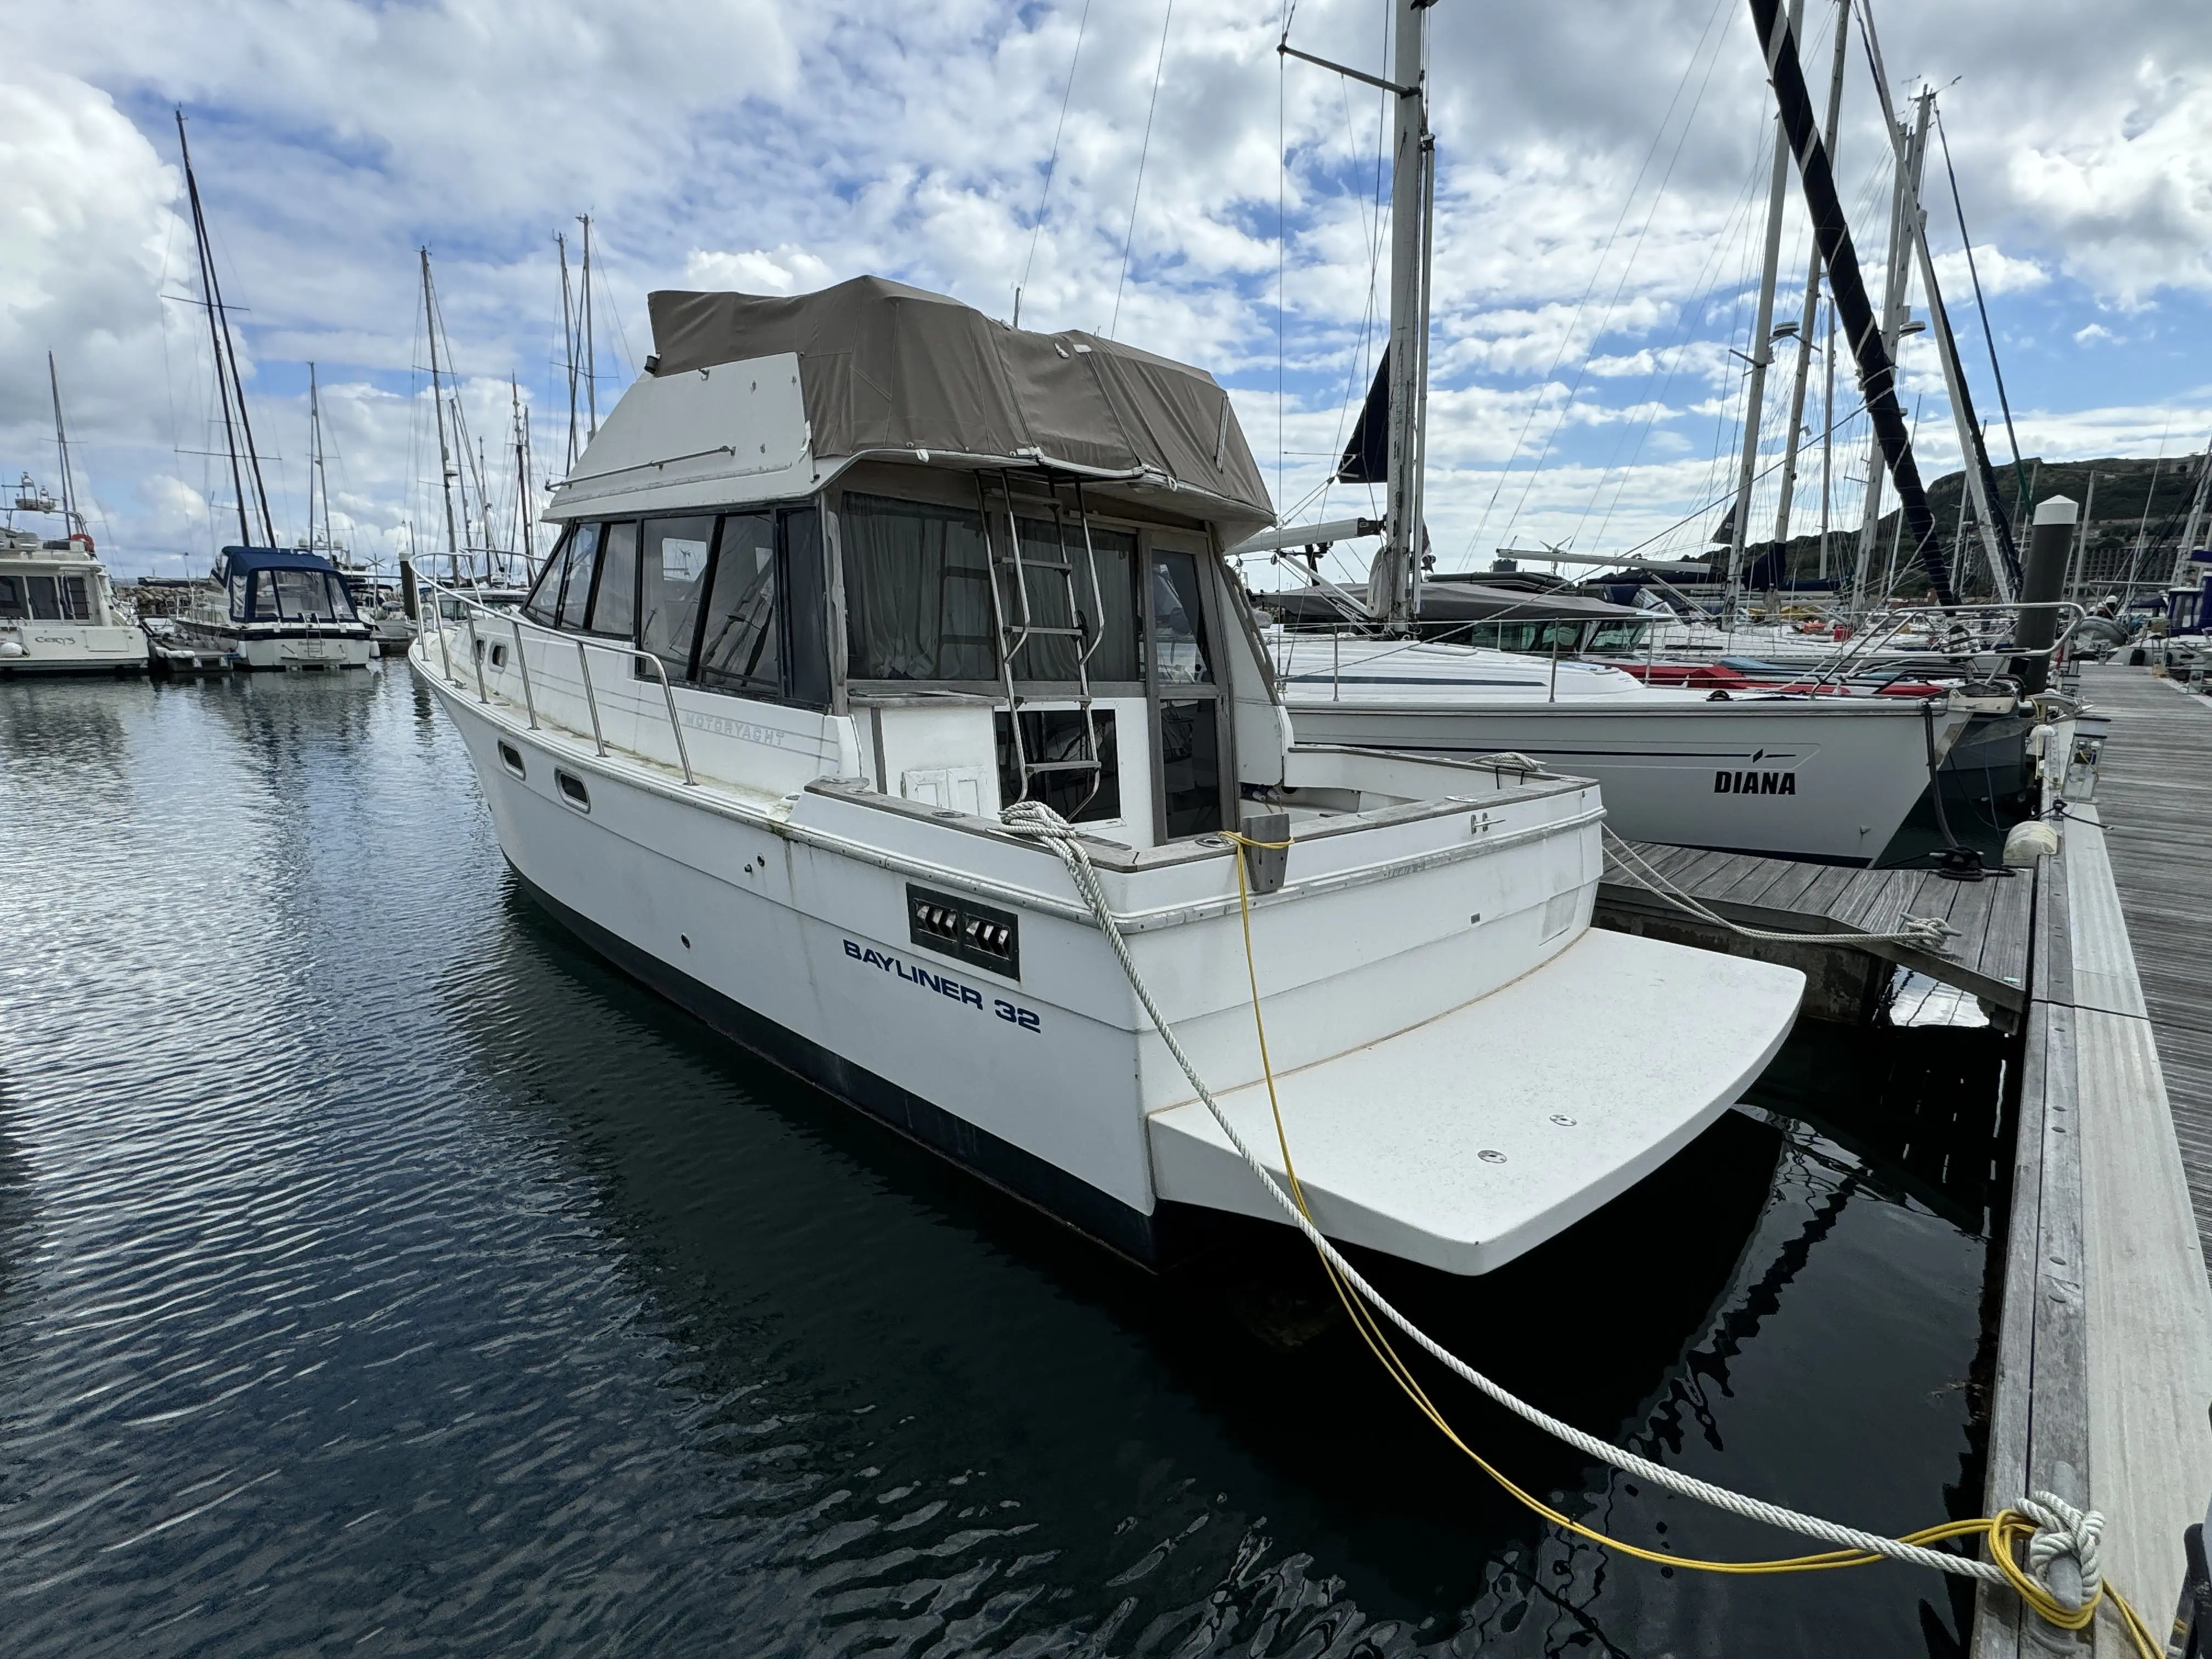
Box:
[1221, 831, 2158, 1655]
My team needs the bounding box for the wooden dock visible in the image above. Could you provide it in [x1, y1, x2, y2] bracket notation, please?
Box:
[1975, 667, 2212, 1656]
[1598, 838, 2036, 1025]
[2074, 667, 2212, 1249]
[1587, 677, 2212, 1649]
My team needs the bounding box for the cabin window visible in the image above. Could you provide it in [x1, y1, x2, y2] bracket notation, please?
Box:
[25, 576, 62, 621]
[59, 576, 93, 620]
[498, 740, 526, 778]
[640, 516, 717, 676]
[229, 571, 251, 620]
[695, 513, 778, 694]
[998, 518, 1139, 683]
[555, 524, 602, 630]
[586, 522, 639, 638]
[522, 527, 573, 624]
[841, 494, 996, 681]
[0, 575, 22, 618]
[1586, 619, 1646, 652]
[555, 768, 590, 811]
[1147, 551, 1214, 684]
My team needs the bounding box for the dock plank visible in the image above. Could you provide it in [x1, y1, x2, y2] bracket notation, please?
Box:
[1597, 833, 2035, 1015]
[2076, 666, 2212, 1258]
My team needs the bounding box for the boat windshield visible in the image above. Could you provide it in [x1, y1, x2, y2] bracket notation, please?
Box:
[249, 568, 357, 622]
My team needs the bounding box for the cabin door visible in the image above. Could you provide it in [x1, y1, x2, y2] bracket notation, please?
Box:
[1142, 535, 1233, 840]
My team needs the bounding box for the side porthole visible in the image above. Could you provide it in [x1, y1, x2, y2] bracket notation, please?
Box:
[498, 740, 526, 779]
[490, 643, 508, 669]
[555, 769, 590, 812]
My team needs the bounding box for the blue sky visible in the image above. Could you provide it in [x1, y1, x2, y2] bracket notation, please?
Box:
[5, 0, 2209, 583]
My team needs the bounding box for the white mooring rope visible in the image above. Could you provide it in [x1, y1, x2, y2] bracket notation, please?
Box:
[1602, 828, 1957, 950]
[997, 800, 2102, 1604]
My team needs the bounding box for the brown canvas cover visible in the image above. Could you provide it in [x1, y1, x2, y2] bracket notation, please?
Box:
[647, 276, 1273, 531]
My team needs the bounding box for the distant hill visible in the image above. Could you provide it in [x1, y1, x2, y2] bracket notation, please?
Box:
[1748, 452, 2209, 598]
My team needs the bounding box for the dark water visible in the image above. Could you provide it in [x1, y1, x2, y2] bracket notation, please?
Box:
[0, 669, 2010, 1657]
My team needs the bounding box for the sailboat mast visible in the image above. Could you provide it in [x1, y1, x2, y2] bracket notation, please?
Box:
[1819, 295, 1836, 577]
[511, 378, 535, 570]
[557, 231, 580, 473]
[421, 249, 462, 580]
[47, 352, 80, 534]
[177, 110, 255, 550]
[579, 215, 598, 443]
[2174, 439, 2212, 590]
[1773, 0, 1848, 556]
[306, 362, 321, 549]
[1378, 0, 1431, 634]
[1857, 52, 2018, 603]
[1852, 92, 1929, 612]
[1725, 0, 1804, 615]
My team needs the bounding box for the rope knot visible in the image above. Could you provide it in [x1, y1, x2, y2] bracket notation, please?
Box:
[2018, 1492, 2104, 1612]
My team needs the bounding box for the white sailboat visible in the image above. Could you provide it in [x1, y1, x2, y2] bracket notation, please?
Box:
[409, 268, 1804, 1276]
[1251, 0, 1975, 867]
[156, 112, 373, 674]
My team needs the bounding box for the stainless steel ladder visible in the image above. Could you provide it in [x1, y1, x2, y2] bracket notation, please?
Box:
[978, 471, 1109, 815]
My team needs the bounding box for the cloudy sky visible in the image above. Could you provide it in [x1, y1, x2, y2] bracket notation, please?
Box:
[5, 0, 2210, 584]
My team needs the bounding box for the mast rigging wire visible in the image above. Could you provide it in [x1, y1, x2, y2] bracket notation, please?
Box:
[1019, 0, 1093, 323]
[1932, 106, 2034, 526]
[1108, 0, 1175, 339]
[1469, 0, 1736, 558]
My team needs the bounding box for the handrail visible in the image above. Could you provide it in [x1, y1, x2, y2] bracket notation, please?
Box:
[509, 613, 538, 729]
[415, 575, 695, 785]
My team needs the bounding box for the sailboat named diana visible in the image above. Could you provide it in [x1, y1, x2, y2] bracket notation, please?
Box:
[411, 274, 1804, 1275]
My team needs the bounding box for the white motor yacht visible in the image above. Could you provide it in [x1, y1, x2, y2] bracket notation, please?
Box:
[1267, 630, 1972, 866]
[0, 521, 148, 678]
[411, 276, 1804, 1276]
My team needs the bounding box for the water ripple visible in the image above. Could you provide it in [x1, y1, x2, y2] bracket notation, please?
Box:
[0, 670, 1995, 1656]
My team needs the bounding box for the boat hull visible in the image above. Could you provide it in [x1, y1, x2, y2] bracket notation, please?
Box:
[0, 622, 148, 676]
[1286, 696, 1969, 865]
[419, 645, 1803, 1276]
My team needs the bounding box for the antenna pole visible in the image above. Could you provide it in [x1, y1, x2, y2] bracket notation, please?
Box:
[421, 248, 462, 581]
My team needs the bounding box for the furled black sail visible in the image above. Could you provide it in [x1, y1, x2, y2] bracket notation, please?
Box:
[1336, 347, 1391, 484]
[1747, 0, 1955, 606]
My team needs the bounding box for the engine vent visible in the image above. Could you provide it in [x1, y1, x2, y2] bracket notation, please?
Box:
[906, 884, 1020, 980]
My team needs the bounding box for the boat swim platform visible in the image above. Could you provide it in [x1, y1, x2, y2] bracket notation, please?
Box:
[1595, 838, 2036, 1029]
[1148, 927, 1802, 1277]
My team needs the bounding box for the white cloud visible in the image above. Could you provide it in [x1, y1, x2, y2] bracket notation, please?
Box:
[6, 0, 2212, 578]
